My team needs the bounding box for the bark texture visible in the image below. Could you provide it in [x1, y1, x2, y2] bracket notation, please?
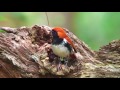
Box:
[0, 25, 119, 78]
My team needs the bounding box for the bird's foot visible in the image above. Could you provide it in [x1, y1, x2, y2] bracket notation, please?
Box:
[57, 57, 69, 71]
[57, 61, 62, 71]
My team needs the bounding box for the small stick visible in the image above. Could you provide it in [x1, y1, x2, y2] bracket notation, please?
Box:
[45, 12, 50, 26]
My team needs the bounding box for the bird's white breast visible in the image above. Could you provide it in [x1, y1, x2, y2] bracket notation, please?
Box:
[52, 44, 70, 58]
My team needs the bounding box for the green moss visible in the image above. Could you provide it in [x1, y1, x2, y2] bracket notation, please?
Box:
[0, 30, 6, 33]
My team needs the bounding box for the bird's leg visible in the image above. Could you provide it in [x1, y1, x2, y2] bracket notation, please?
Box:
[58, 61, 62, 70]
[64, 58, 68, 66]
[57, 57, 69, 71]
[61, 57, 69, 66]
[57, 57, 63, 71]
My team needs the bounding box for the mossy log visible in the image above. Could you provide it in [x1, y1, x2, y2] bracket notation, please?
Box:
[0, 25, 120, 78]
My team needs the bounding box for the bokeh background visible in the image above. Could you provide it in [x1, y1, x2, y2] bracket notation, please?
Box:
[0, 12, 120, 51]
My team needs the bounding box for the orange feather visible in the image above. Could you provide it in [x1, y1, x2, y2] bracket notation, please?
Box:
[53, 27, 66, 34]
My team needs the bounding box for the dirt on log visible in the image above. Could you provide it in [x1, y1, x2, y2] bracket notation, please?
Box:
[0, 25, 120, 78]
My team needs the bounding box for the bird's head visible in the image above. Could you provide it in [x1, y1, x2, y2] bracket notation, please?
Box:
[51, 27, 67, 39]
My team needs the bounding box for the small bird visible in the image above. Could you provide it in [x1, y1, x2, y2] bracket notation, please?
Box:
[51, 27, 77, 69]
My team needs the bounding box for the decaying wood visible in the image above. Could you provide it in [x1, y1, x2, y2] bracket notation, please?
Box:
[0, 25, 120, 78]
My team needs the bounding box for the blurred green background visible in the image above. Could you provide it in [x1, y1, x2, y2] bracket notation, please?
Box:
[0, 12, 120, 51]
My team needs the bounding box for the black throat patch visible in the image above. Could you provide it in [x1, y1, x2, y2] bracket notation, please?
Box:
[52, 30, 63, 45]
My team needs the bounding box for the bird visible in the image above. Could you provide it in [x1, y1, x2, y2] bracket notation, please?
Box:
[51, 27, 77, 69]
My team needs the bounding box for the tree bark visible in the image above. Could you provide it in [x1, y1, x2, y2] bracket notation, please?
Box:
[0, 25, 120, 78]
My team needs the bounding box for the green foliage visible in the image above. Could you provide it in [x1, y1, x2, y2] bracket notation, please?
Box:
[0, 15, 6, 21]
[0, 12, 120, 50]
[0, 12, 46, 27]
[74, 12, 120, 50]
[0, 30, 6, 33]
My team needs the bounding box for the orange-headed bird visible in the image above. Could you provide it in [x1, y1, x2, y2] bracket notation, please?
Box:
[51, 27, 77, 66]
